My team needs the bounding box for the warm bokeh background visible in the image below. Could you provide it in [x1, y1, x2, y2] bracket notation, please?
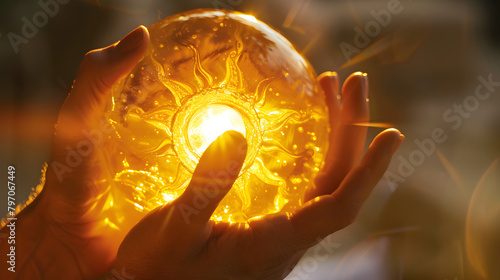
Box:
[1, 0, 499, 279]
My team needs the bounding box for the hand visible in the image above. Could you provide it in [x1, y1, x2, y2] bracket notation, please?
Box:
[113, 72, 404, 279]
[0, 26, 150, 279]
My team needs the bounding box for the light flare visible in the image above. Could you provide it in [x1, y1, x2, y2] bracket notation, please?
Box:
[188, 104, 246, 155]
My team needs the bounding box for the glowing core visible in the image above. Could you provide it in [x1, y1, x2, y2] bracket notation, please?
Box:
[188, 104, 246, 156]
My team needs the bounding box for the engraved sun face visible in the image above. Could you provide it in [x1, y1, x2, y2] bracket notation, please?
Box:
[104, 9, 329, 225]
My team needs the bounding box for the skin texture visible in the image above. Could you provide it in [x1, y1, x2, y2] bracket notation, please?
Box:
[0, 26, 403, 280]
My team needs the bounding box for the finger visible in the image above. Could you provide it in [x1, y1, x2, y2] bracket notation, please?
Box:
[47, 27, 149, 188]
[312, 72, 369, 198]
[305, 72, 340, 200]
[57, 26, 149, 140]
[319, 71, 341, 171]
[290, 129, 403, 249]
[333, 129, 403, 212]
[175, 131, 247, 225]
[337, 72, 369, 168]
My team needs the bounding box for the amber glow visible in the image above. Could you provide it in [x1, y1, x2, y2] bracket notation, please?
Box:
[188, 104, 246, 156]
[103, 9, 329, 226]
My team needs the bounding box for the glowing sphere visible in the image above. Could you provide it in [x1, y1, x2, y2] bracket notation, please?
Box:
[104, 9, 328, 225]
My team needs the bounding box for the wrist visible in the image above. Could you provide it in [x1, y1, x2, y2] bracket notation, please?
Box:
[29, 230, 84, 279]
[0, 185, 43, 276]
[1, 212, 84, 280]
[0, 184, 83, 279]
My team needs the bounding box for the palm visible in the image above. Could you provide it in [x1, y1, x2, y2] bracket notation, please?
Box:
[41, 133, 125, 277]
[115, 200, 300, 279]
[114, 72, 403, 279]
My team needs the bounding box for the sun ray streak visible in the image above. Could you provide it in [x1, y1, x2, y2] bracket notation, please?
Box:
[234, 173, 251, 210]
[146, 140, 174, 157]
[283, 0, 309, 30]
[255, 75, 279, 106]
[261, 139, 310, 159]
[188, 45, 214, 89]
[140, 105, 176, 125]
[350, 122, 394, 128]
[220, 51, 244, 90]
[259, 109, 313, 133]
[151, 55, 193, 106]
[143, 119, 173, 137]
[250, 157, 286, 187]
[465, 159, 499, 279]
[300, 33, 320, 56]
[437, 150, 467, 194]
[340, 35, 393, 69]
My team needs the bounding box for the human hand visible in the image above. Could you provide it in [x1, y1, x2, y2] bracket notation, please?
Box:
[112, 72, 404, 280]
[0, 26, 150, 279]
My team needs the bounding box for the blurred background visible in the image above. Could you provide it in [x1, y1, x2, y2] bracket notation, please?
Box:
[1, 0, 499, 279]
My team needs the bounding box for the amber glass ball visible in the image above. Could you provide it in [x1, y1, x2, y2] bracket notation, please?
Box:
[104, 9, 329, 226]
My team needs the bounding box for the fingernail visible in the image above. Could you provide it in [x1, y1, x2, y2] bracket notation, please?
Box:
[363, 73, 369, 100]
[196, 131, 248, 181]
[318, 71, 339, 100]
[392, 133, 405, 153]
[343, 72, 368, 100]
[115, 26, 147, 54]
[318, 71, 337, 79]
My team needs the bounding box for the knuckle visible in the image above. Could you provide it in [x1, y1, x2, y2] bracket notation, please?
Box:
[81, 49, 102, 68]
[79, 48, 114, 94]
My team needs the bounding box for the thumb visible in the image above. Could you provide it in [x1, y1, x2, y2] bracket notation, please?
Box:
[175, 131, 248, 225]
[57, 26, 149, 138]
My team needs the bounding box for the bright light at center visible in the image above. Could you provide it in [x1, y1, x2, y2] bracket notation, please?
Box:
[188, 104, 246, 155]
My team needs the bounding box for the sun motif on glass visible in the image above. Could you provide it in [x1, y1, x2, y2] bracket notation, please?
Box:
[103, 9, 329, 225]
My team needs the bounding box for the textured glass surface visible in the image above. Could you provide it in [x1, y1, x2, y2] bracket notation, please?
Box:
[104, 9, 329, 225]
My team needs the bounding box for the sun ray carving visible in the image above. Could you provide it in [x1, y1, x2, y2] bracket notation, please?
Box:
[152, 55, 193, 106]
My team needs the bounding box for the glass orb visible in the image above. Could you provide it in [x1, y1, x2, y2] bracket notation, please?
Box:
[104, 9, 329, 226]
